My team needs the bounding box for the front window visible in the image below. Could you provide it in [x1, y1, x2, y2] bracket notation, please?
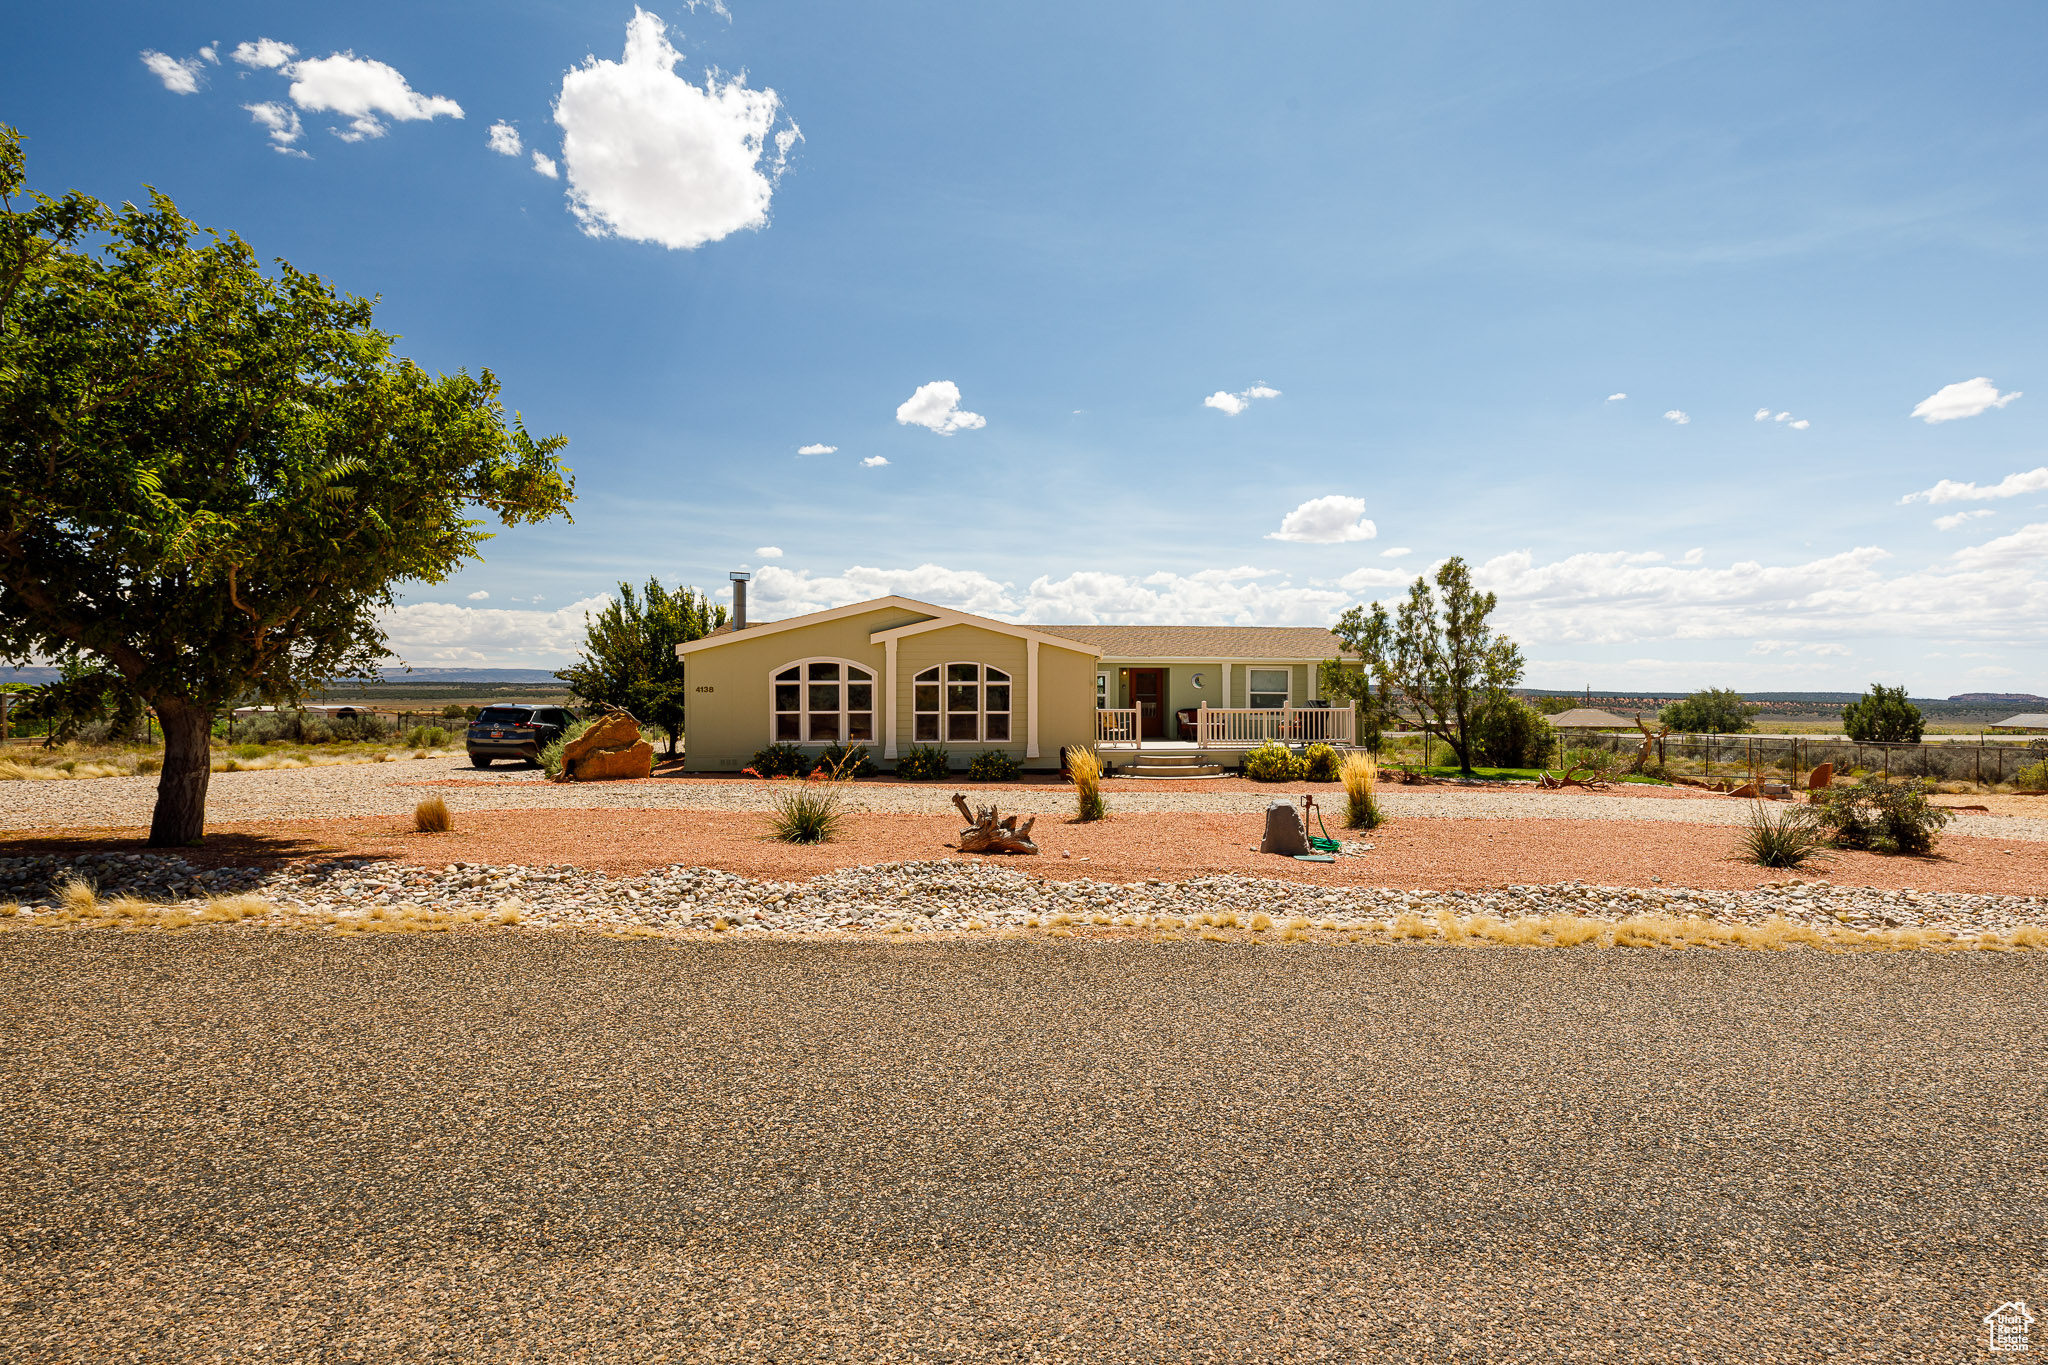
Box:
[1248, 668, 1289, 709]
[1096, 673, 1109, 709]
[915, 663, 1010, 742]
[772, 660, 874, 743]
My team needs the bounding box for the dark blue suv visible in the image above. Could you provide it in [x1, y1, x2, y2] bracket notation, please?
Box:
[466, 705, 576, 768]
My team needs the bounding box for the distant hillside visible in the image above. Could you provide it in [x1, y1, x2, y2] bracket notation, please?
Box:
[1948, 692, 2048, 704]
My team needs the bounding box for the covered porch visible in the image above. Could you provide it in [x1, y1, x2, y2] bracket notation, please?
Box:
[1095, 702, 1357, 752]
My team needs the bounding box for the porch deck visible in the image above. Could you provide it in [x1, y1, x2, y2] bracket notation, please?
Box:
[1095, 704, 1356, 752]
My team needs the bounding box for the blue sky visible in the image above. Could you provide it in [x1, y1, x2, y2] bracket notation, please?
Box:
[11, 2, 2048, 693]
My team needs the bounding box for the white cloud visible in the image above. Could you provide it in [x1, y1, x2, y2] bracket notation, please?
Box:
[1606, 393, 1625, 402]
[1663, 410, 1690, 425]
[1265, 495, 1377, 544]
[198, 46, 218, 64]
[1682, 547, 1704, 564]
[1934, 510, 1994, 531]
[381, 594, 613, 666]
[1790, 419, 1809, 430]
[245, 102, 305, 152]
[755, 546, 783, 559]
[466, 590, 490, 600]
[861, 455, 890, 467]
[895, 380, 984, 435]
[1754, 408, 1771, 421]
[487, 121, 522, 156]
[141, 50, 206, 94]
[552, 8, 795, 250]
[1911, 377, 2021, 423]
[797, 443, 838, 456]
[1380, 546, 1411, 558]
[1203, 384, 1282, 416]
[288, 52, 463, 141]
[1327, 566, 1413, 592]
[1775, 412, 1790, 422]
[1901, 465, 2048, 505]
[232, 38, 297, 69]
[531, 151, 559, 178]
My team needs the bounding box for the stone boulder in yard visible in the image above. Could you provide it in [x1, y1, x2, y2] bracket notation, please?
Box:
[557, 710, 653, 782]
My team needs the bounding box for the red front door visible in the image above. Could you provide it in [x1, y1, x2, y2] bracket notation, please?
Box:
[1130, 669, 1166, 739]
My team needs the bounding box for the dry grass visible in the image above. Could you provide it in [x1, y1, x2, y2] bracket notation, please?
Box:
[414, 796, 453, 834]
[1068, 746, 1106, 822]
[1249, 912, 1274, 932]
[1340, 751, 1384, 829]
[56, 877, 98, 916]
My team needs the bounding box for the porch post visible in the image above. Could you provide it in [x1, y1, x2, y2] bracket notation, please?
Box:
[1221, 661, 1232, 710]
[883, 637, 898, 760]
[1026, 639, 1040, 759]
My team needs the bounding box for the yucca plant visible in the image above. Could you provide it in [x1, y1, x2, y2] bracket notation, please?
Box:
[1066, 745, 1106, 822]
[1340, 750, 1384, 829]
[762, 750, 858, 844]
[1739, 800, 1824, 869]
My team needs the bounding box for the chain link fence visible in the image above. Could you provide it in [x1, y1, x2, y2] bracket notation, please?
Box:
[1565, 730, 2048, 788]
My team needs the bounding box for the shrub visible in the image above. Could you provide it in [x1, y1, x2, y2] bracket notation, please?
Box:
[2016, 759, 2048, 791]
[819, 741, 877, 778]
[1810, 778, 1951, 855]
[540, 718, 595, 778]
[1302, 743, 1341, 782]
[1340, 750, 1384, 829]
[1561, 745, 1619, 778]
[403, 724, 450, 749]
[1659, 687, 1758, 735]
[413, 796, 452, 833]
[1066, 745, 1105, 821]
[1841, 683, 1924, 744]
[748, 741, 812, 778]
[440, 703, 466, 719]
[1242, 741, 1305, 782]
[967, 750, 1022, 782]
[764, 771, 849, 844]
[1738, 801, 1823, 868]
[895, 744, 951, 780]
[1471, 698, 1554, 768]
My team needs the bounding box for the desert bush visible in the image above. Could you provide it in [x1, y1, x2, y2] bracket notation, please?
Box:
[764, 770, 849, 844]
[1065, 745, 1106, 821]
[1841, 683, 1924, 743]
[2015, 759, 2048, 790]
[1810, 778, 1951, 854]
[1659, 687, 1758, 734]
[1471, 697, 1554, 768]
[748, 741, 811, 779]
[1340, 750, 1384, 829]
[414, 796, 452, 833]
[1242, 741, 1305, 782]
[819, 742, 877, 778]
[966, 750, 1022, 782]
[1561, 745, 1618, 777]
[1302, 742, 1341, 782]
[403, 725, 450, 749]
[1738, 801, 1824, 869]
[440, 703, 466, 719]
[895, 744, 951, 780]
[540, 719, 595, 778]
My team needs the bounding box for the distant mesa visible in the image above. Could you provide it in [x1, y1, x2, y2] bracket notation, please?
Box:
[1947, 692, 2048, 704]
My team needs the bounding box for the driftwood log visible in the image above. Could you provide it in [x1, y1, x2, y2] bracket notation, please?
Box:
[951, 793, 1040, 855]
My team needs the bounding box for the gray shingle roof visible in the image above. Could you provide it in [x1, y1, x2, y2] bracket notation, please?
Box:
[1030, 625, 1346, 660]
[1991, 713, 2048, 729]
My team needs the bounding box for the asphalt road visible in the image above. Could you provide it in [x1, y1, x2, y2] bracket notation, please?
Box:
[2, 931, 2041, 1362]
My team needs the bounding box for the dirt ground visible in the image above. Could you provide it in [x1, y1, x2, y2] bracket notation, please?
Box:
[10, 806, 2045, 894]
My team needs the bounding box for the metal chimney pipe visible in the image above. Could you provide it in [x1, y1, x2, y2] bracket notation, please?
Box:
[729, 571, 751, 630]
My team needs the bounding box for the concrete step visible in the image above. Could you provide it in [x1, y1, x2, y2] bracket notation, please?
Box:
[1122, 763, 1228, 779]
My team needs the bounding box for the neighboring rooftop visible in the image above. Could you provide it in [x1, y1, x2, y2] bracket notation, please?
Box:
[1031, 625, 1344, 659]
[1989, 713, 2048, 731]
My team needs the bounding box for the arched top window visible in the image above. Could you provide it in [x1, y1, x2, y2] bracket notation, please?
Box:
[913, 662, 1010, 743]
[771, 658, 874, 744]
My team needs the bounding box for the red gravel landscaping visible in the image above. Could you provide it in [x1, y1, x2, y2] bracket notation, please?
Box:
[13, 807, 2044, 895]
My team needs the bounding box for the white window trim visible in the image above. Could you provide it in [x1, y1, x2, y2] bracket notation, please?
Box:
[912, 661, 1014, 745]
[769, 656, 878, 746]
[1246, 666, 1292, 709]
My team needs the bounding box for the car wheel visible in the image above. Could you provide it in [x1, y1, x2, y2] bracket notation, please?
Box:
[471, 754, 493, 768]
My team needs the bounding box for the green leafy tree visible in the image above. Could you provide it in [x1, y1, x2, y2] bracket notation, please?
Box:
[1659, 687, 1758, 734]
[0, 129, 573, 844]
[1338, 556, 1524, 776]
[555, 579, 725, 757]
[1469, 695, 1555, 768]
[1840, 683, 1924, 743]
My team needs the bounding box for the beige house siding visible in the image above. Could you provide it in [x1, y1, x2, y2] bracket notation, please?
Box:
[893, 623, 1028, 760]
[681, 606, 922, 772]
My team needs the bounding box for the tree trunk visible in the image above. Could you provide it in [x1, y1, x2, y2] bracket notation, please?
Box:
[951, 793, 1039, 855]
[149, 698, 214, 847]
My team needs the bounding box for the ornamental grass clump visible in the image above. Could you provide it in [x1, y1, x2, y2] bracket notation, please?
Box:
[1066, 745, 1106, 822]
[758, 751, 859, 844]
[413, 796, 452, 833]
[1738, 800, 1824, 869]
[1339, 751, 1384, 829]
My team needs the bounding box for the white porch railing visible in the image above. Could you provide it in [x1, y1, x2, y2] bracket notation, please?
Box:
[1195, 705, 1355, 749]
[1096, 708, 1142, 749]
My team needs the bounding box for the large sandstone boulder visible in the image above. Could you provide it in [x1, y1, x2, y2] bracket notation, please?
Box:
[557, 710, 653, 782]
[1806, 762, 1833, 790]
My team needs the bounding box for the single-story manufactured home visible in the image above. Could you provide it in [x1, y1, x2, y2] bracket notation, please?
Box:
[675, 594, 1358, 773]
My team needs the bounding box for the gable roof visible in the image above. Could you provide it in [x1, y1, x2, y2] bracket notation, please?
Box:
[1991, 713, 2048, 729]
[676, 596, 1101, 658]
[1031, 624, 1345, 660]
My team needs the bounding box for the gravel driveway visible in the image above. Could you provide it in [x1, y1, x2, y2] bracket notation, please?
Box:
[7, 758, 2044, 841]
[1, 932, 2040, 1362]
